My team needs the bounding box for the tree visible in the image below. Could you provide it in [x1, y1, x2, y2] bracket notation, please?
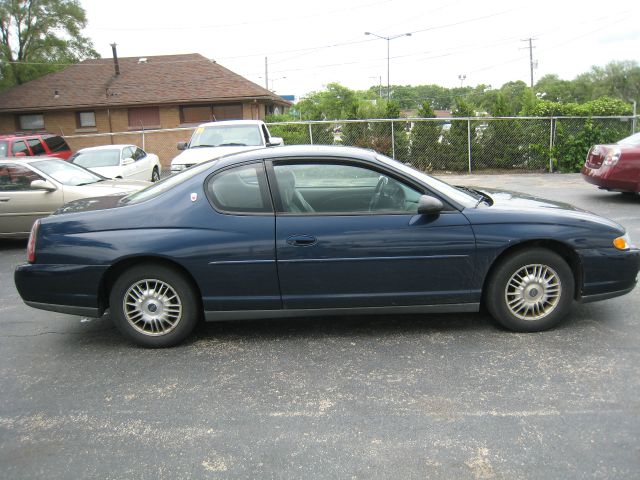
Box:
[410, 102, 442, 170]
[0, 0, 98, 90]
[296, 83, 358, 121]
[535, 74, 575, 103]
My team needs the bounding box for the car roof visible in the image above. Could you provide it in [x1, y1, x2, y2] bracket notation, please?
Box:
[77, 144, 133, 152]
[196, 120, 265, 128]
[0, 156, 64, 165]
[214, 145, 380, 169]
[0, 133, 53, 140]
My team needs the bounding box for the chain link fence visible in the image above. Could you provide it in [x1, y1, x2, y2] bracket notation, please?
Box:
[62, 116, 637, 173]
[63, 127, 196, 170]
[268, 116, 637, 173]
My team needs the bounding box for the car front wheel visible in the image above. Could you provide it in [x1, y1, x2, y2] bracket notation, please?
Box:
[486, 248, 575, 332]
[151, 167, 160, 182]
[109, 264, 200, 347]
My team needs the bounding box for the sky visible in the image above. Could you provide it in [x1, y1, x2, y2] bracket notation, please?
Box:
[80, 0, 640, 99]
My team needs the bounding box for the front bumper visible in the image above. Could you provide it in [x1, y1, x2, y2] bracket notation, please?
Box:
[578, 247, 640, 300]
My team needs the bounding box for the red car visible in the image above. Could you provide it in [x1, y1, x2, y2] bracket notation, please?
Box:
[0, 133, 72, 160]
[581, 132, 640, 194]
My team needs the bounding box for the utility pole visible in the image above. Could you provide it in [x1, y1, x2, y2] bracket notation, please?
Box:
[264, 57, 269, 90]
[521, 38, 536, 88]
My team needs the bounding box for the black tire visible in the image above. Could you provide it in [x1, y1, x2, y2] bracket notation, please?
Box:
[151, 168, 160, 182]
[109, 264, 200, 347]
[485, 248, 575, 332]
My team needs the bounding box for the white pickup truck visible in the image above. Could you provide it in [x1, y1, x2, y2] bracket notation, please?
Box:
[170, 120, 283, 174]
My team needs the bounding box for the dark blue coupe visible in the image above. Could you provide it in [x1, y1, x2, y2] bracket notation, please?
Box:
[15, 146, 639, 347]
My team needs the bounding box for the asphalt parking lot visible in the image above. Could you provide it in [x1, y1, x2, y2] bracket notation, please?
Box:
[1, 173, 639, 479]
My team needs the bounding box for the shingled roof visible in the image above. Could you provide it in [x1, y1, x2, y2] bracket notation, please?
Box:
[0, 53, 290, 113]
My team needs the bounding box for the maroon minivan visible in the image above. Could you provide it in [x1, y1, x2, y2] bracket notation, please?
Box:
[0, 133, 72, 160]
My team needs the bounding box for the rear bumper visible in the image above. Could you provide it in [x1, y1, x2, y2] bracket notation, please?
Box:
[581, 166, 639, 192]
[14, 263, 107, 316]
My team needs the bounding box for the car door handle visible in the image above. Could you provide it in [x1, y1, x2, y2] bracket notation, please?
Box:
[286, 234, 317, 246]
[0, 197, 9, 202]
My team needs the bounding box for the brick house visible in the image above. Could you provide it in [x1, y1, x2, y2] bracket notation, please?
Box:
[0, 53, 290, 166]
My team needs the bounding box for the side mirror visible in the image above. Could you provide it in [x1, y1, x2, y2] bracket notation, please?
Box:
[417, 195, 443, 215]
[267, 136, 284, 147]
[177, 141, 189, 150]
[31, 179, 57, 192]
[122, 157, 135, 165]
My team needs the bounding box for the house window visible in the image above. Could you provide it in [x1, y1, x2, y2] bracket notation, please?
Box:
[18, 114, 44, 130]
[128, 107, 160, 128]
[181, 105, 213, 124]
[212, 104, 243, 121]
[77, 111, 96, 128]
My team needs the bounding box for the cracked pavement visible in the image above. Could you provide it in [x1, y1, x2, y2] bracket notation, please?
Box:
[1, 173, 639, 479]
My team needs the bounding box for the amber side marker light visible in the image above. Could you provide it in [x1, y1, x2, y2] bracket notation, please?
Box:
[613, 235, 630, 251]
[27, 219, 40, 263]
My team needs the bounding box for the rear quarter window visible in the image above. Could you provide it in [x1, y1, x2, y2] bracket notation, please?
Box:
[44, 136, 71, 153]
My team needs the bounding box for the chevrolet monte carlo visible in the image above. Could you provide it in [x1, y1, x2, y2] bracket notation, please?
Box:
[15, 146, 640, 347]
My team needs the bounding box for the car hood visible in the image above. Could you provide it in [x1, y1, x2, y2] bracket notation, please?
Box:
[475, 187, 623, 230]
[76, 178, 150, 191]
[85, 166, 124, 178]
[54, 194, 128, 215]
[480, 187, 582, 211]
[58, 179, 149, 211]
[171, 146, 261, 165]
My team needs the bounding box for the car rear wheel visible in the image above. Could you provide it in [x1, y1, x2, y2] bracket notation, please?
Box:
[151, 167, 160, 182]
[486, 248, 575, 332]
[109, 264, 199, 347]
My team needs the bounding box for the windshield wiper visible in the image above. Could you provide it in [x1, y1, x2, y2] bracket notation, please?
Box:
[191, 144, 216, 148]
[456, 186, 492, 206]
[218, 142, 247, 146]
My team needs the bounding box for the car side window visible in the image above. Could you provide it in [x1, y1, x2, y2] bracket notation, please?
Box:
[272, 163, 423, 215]
[134, 148, 146, 160]
[11, 140, 30, 156]
[0, 164, 43, 191]
[122, 147, 134, 160]
[206, 163, 272, 214]
[27, 138, 46, 155]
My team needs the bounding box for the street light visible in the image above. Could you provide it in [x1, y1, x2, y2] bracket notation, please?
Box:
[259, 76, 287, 92]
[364, 31, 412, 101]
[458, 74, 466, 87]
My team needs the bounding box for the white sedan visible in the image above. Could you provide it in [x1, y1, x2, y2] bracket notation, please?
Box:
[70, 144, 162, 182]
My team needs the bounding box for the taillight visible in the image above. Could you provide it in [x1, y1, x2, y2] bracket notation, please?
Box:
[27, 219, 40, 263]
[603, 147, 621, 166]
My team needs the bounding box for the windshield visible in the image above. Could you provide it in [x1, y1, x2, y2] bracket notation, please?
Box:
[121, 160, 214, 205]
[0, 141, 7, 157]
[32, 159, 104, 186]
[618, 132, 640, 147]
[190, 124, 263, 148]
[71, 149, 121, 167]
[375, 154, 479, 208]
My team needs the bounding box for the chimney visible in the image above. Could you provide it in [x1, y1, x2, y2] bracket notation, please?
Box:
[110, 43, 120, 76]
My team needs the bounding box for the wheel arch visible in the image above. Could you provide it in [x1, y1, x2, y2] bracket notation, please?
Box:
[480, 239, 583, 307]
[98, 256, 203, 313]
